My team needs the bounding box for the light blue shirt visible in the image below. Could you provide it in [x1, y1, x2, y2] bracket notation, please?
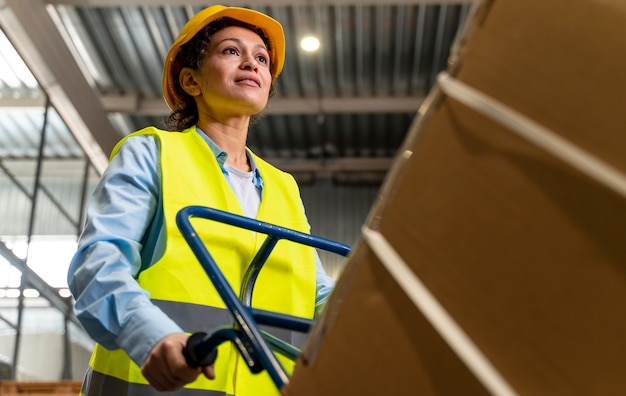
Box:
[67, 129, 335, 367]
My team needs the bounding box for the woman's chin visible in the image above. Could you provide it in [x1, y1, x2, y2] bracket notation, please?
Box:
[236, 100, 268, 116]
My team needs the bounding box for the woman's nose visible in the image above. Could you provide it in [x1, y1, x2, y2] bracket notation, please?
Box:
[240, 55, 258, 71]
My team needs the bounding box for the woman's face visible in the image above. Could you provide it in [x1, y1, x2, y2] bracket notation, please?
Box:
[186, 25, 273, 118]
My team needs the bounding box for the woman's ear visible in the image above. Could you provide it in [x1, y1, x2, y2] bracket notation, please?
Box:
[179, 67, 200, 97]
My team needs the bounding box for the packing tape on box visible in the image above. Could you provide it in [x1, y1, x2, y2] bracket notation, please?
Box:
[437, 72, 626, 200]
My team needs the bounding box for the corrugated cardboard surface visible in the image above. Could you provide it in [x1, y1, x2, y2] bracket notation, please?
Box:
[284, 0, 626, 394]
[285, 241, 490, 395]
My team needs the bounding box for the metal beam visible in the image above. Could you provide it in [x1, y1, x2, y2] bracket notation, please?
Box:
[0, 242, 81, 328]
[2, 93, 422, 115]
[0, 0, 119, 175]
[102, 94, 423, 116]
[272, 157, 392, 175]
[276, 157, 392, 184]
[48, 0, 475, 6]
[5, 157, 392, 179]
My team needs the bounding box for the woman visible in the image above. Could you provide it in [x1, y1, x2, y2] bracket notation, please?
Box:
[68, 5, 335, 395]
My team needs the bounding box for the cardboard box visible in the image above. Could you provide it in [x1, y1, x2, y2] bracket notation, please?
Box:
[284, 0, 626, 394]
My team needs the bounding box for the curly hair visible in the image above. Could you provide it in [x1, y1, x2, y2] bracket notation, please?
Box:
[163, 17, 276, 131]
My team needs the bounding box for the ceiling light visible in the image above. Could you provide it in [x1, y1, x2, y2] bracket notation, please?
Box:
[23, 288, 40, 298]
[300, 36, 320, 52]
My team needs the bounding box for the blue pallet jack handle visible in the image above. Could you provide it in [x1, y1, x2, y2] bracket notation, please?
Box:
[176, 205, 352, 390]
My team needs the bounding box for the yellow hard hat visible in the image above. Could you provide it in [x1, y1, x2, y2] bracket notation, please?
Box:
[162, 5, 285, 110]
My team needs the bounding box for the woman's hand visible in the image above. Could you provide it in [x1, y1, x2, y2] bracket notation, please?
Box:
[141, 333, 216, 391]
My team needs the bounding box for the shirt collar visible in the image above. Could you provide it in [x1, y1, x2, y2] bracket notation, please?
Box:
[195, 126, 264, 192]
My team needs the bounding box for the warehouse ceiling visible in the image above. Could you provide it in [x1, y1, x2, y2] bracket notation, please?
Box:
[0, 0, 473, 182]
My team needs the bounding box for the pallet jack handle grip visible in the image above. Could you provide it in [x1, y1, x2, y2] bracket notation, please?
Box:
[184, 332, 218, 368]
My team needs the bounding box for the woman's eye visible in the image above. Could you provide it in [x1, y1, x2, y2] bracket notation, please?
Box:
[256, 55, 267, 64]
[224, 47, 238, 55]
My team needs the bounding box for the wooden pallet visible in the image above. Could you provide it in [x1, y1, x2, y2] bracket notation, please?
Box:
[0, 381, 82, 396]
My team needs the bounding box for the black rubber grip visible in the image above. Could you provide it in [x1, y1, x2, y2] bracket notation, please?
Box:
[183, 332, 219, 368]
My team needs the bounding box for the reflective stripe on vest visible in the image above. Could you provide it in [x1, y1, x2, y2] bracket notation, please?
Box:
[80, 367, 231, 396]
[84, 126, 316, 395]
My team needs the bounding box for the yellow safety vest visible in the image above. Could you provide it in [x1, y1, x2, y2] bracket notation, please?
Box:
[81, 126, 316, 396]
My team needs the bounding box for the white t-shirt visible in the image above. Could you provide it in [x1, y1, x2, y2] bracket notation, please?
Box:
[224, 163, 261, 219]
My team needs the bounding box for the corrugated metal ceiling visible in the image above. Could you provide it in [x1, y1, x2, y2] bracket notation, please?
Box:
[0, 0, 472, 180]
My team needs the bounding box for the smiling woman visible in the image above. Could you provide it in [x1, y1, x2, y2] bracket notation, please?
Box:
[177, 25, 273, 133]
[66, 5, 335, 396]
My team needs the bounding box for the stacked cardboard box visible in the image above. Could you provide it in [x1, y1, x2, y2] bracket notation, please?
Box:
[284, 0, 626, 394]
